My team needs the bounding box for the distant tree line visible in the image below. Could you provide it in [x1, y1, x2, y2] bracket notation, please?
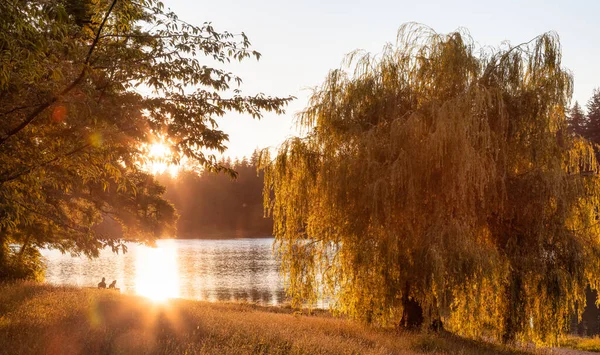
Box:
[568, 89, 600, 147]
[158, 151, 272, 239]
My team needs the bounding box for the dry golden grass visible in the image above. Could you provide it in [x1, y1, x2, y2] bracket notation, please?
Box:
[0, 282, 555, 354]
[562, 335, 600, 352]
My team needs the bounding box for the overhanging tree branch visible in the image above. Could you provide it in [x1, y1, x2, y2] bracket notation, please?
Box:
[0, 0, 118, 147]
[0, 143, 91, 184]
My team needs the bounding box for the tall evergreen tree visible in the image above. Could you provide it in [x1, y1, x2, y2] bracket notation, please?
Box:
[568, 102, 587, 136]
[587, 89, 600, 144]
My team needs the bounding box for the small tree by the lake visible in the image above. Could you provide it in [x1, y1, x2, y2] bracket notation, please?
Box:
[261, 23, 600, 344]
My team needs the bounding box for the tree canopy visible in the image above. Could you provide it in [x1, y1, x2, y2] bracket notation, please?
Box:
[261, 24, 600, 344]
[0, 0, 291, 279]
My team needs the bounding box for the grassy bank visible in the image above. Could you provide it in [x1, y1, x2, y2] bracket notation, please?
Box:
[0, 283, 565, 354]
[562, 336, 600, 352]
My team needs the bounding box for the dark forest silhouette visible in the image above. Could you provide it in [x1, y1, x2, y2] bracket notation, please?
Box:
[157, 151, 272, 239]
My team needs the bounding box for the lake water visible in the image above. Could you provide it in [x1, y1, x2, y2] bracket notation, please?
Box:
[41, 238, 287, 305]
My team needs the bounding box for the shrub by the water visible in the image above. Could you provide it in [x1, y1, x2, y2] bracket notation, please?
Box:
[0, 245, 43, 281]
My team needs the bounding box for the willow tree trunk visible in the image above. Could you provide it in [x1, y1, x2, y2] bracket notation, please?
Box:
[400, 294, 424, 329]
[399, 284, 444, 331]
[503, 273, 525, 343]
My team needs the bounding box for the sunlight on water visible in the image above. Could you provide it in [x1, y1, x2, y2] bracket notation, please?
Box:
[41, 238, 288, 306]
[135, 240, 180, 301]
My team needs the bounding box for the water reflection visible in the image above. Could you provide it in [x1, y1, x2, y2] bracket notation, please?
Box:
[135, 240, 179, 301]
[41, 238, 286, 306]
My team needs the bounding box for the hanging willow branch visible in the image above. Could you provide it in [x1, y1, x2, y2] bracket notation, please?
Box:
[262, 23, 600, 345]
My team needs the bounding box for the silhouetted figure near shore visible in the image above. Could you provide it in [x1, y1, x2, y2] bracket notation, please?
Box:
[98, 277, 106, 289]
[108, 280, 117, 289]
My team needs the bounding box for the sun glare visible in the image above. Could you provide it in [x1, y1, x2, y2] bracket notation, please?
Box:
[143, 141, 181, 177]
[149, 142, 170, 159]
[135, 241, 180, 302]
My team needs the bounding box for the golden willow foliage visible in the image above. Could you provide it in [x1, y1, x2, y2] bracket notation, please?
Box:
[261, 24, 600, 344]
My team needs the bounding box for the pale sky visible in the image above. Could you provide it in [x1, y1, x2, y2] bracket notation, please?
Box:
[168, 0, 600, 159]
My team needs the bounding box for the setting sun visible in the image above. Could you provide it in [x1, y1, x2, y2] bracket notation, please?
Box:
[142, 140, 181, 177]
[148, 142, 170, 159]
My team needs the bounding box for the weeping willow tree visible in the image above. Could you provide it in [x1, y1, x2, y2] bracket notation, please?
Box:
[261, 24, 600, 344]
